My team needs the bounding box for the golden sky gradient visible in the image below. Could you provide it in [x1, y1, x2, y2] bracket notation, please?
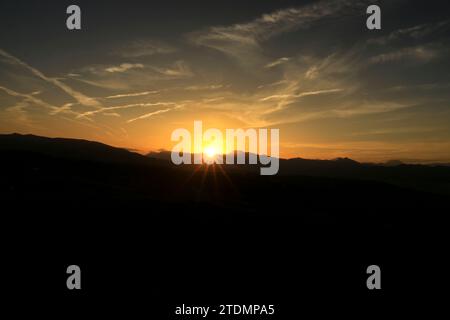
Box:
[1, 0, 450, 163]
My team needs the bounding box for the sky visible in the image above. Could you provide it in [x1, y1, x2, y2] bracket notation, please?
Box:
[1, 0, 450, 163]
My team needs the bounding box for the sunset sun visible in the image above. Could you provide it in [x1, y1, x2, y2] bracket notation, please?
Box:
[204, 146, 217, 158]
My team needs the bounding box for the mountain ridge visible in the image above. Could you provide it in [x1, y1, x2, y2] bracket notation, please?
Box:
[0, 133, 165, 167]
[1, 133, 450, 195]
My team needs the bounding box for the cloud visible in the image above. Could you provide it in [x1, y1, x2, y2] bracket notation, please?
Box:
[368, 19, 450, 45]
[257, 80, 290, 89]
[256, 100, 414, 128]
[265, 57, 290, 68]
[152, 60, 193, 78]
[102, 112, 121, 117]
[386, 82, 450, 92]
[69, 60, 194, 91]
[184, 84, 225, 91]
[105, 91, 159, 99]
[196, 46, 364, 127]
[0, 49, 101, 108]
[332, 101, 411, 117]
[49, 102, 76, 115]
[113, 40, 176, 58]
[4, 100, 32, 126]
[105, 63, 144, 73]
[126, 108, 172, 123]
[370, 46, 437, 64]
[202, 97, 225, 103]
[260, 88, 344, 101]
[189, 0, 365, 63]
[77, 102, 177, 118]
[0, 85, 54, 111]
[0, 85, 94, 122]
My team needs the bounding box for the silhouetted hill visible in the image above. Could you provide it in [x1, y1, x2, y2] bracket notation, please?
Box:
[0, 133, 166, 167]
[147, 149, 450, 195]
[1, 133, 449, 213]
[281, 157, 450, 195]
[382, 160, 405, 167]
[1, 133, 448, 307]
[147, 149, 172, 161]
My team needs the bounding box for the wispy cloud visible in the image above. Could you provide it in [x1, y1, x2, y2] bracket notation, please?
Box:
[0, 86, 93, 122]
[105, 63, 144, 73]
[370, 46, 437, 64]
[257, 80, 290, 89]
[368, 19, 450, 45]
[0, 86, 54, 111]
[184, 84, 225, 91]
[77, 102, 177, 118]
[189, 0, 365, 63]
[0, 49, 101, 108]
[113, 40, 176, 58]
[105, 91, 159, 99]
[49, 102, 77, 115]
[126, 108, 172, 123]
[69, 60, 194, 91]
[152, 60, 193, 78]
[260, 88, 344, 101]
[264, 57, 290, 68]
[4, 100, 32, 126]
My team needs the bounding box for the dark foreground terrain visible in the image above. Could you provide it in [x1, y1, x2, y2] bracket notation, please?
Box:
[1, 134, 449, 318]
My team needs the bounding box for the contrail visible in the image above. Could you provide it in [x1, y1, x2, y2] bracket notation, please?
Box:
[0, 48, 101, 108]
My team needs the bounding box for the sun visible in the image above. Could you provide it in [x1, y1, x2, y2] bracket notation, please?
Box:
[204, 146, 217, 158]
